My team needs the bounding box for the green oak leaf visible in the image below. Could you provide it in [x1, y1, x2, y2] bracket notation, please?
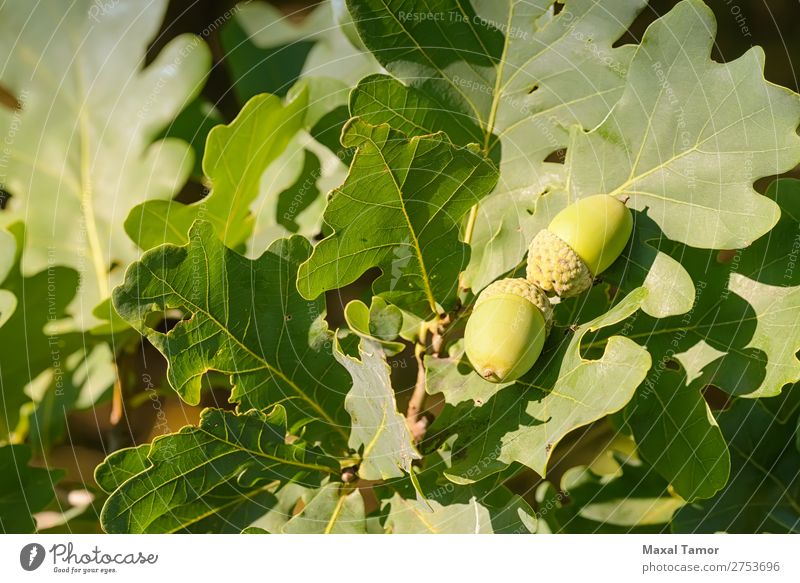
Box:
[350, 75, 486, 152]
[98, 406, 338, 533]
[672, 400, 800, 533]
[0, 0, 210, 328]
[94, 444, 150, 494]
[282, 483, 367, 533]
[626, 369, 730, 501]
[346, 0, 647, 291]
[126, 88, 308, 251]
[0, 444, 63, 533]
[427, 289, 651, 481]
[247, 120, 351, 255]
[297, 119, 498, 316]
[759, 383, 800, 426]
[112, 221, 351, 444]
[566, 0, 800, 251]
[0, 224, 83, 440]
[538, 456, 681, 533]
[334, 337, 420, 480]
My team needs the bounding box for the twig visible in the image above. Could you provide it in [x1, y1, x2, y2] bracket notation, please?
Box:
[406, 323, 430, 442]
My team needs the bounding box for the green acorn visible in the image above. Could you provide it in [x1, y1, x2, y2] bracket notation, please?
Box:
[465, 278, 552, 383]
[527, 194, 633, 297]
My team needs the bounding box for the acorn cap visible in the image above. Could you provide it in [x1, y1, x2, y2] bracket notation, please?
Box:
[526, 229, 593, 298]
[476, 277, 553, 333]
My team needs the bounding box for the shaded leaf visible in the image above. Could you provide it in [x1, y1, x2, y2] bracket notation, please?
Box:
[113, 221, 351, 444]
[626, 369, 729, 501]
[590, 179, 800, 401]
[0, 444, 63, 533]
[375, 453, 535, 534]
[539, 456, 681, 534]
[0, 224, 83, 439]
[221, 16, 314, 104]
[247, 482, 314, 534]
[343, 298, 405, 355]
[672, 400, 800, 533]
[428, 289, 651, 481]
[236, 0, 378, 95]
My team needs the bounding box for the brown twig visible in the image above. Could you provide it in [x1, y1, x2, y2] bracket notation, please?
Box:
[406, 320, 435, 443]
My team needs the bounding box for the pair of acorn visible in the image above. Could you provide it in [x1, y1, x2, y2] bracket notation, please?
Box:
[464, 194, 633, 383]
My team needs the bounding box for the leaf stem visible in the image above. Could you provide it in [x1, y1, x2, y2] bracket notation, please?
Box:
[458, 204, 480, 296]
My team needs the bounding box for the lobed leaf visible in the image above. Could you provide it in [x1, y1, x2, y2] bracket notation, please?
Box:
[0, 224, 85, 439]
[0, 0, 210, 328]
[99, 406, 338, 533]
[126, 88, 309, 251]
[297, 119, 498, 317]
[113, 221, 352, 444]
[335, 338, 420, 480]
[567, 0, 800, 251]
[538, 456, 682, 534]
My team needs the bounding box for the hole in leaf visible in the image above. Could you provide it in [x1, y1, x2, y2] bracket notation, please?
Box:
[553, 1, 565, 16]
[664, 359, 679, 371]
[544, 148, 567, 164]
[527, 84, 539, 94]
[702, 384, 732, 411]
[0, 189, 12, 210]
[716, 249, 740, 264]
[174, 177, 210, 204]
[143, 311, 182, 333]
[0, 84, 21, 111]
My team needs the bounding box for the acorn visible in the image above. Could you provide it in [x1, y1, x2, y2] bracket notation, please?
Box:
[464, 278, 552, 383]
[527, 194, 633, 297]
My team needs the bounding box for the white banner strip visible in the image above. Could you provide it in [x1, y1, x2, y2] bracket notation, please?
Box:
[0, 534, 797, 582]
